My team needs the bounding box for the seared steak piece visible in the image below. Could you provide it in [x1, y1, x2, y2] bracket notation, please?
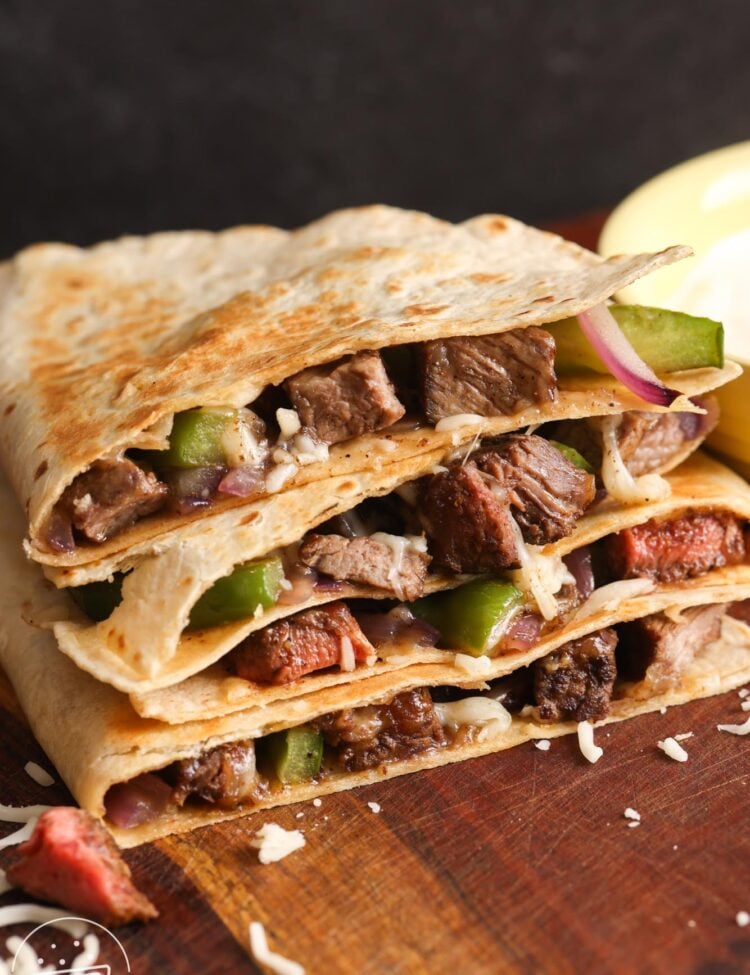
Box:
[534, 628, 618, 721]
[284, 350, 405, 445]
[6, 808, 157, 926]
[605, 511, 746, 584]
[229, 602, 375, 685]
[418, 327, 557, 422]
[729, 599, 750, 624]
[420, 463, 519, 574]
[171, 740, 259, 808]
[617, 604, 725, 692]
[299, 533, 430, 600]
[475, 434, 596, 544]
[317, 688, 446, 771]
[55, 457, 168, 545]
[544, 397, 719, 479]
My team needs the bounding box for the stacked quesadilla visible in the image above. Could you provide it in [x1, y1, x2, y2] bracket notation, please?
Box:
[0, 205, 748, 847]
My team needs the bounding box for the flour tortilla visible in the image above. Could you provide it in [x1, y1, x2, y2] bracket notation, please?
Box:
[45, 451, 750, 697]
[0, 204, 717, 572]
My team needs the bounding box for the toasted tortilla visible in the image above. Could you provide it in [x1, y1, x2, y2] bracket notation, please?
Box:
[46, 451, 750, 697]
[0, 204, 723, 572]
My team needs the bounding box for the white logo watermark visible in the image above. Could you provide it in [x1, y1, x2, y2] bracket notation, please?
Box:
[7, 918, 131, 975]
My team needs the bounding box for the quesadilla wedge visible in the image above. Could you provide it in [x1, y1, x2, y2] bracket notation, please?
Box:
[1, 459, 749, 847]
[0, 206, 737, 579]
[38, 450, 750, 714]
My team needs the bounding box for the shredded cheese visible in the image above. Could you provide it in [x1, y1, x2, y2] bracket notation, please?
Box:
[249, 921, 305, 975]
[0, 869, 12, 896]
[576, 722, 603, 763]
[624, 808, 641, 821]
[276, 408, 302, 440]
[289, 433, 329, 466]
[367, 802, 381, 814]
[0, 819, 37, 851]
[506, 517, 573, 621]
[736, 911, 750, 927]
[599, 415, 671, 505]
[23, 762, 55, 788]
[221, 407, 266, 468]
[339, 635, 356, 672]
[453, 653, 493, 676]
[250, 824, 306, 865]
[312, 798, 322, 808]
[658, 737, 689, 761]
[0, 905, 87, 937]
[673, 732, 694, 742]
[739, 688, 749, 699]
[266, 462, 298, 494]
[534, 739, 551, 752]
[742, 701, 750, 712]
[0, 804, 53, 823]
[717, 715, 750, 735]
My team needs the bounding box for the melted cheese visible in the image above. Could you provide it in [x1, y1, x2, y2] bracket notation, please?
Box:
[339, 635, 356, 672]
[369, 532, 427, 600]
[221, 407, 266, 468]
[266, 462, 298, 494]
[577, 721, 603, 763]
[600, 415, 671, 505]
[435, 697, 511, 733]
[276, 407, 302, 440]
[506, 517, 573, 621]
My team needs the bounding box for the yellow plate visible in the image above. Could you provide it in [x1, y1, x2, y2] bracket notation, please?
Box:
[599, 141, 750, 476]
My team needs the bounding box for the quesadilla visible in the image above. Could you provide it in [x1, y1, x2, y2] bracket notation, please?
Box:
[0, 207, 737, 583]
[1, 458, 748, 848]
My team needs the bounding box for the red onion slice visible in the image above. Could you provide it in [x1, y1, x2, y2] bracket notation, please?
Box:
[357, 608, 440, 648]
[277, 563, 318, 605]
[501, 612, 542, 652]
[577, 304, 681, 406]
[218, 464, 265, 498]
[104, 773, 172, 828]
[563, 546, 595, 599]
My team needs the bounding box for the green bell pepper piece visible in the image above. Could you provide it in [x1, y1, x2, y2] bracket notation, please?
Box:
[265, 725, 324, 784]
[188, 557, 285, 630]
[70, 576, 124, 622]
[549, 440, 594, 474]
[162, 408, 236, 468]
[411, 578, 524, 656]
[551, 305, 723, 375]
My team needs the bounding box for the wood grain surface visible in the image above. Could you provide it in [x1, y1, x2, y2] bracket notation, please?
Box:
[1, 212, 749, 975]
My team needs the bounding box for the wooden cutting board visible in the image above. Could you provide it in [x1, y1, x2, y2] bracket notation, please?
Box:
[1, 212, 749, 975]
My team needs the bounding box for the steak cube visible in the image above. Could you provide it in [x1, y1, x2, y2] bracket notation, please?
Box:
[171, 740, 259, 808]
[6, 807, 157, 926]
[617, 604, 725, 693]
[418, 327, 557, 423]
[317, 688, 446, 771]
[229, 601, 375, 685]
[605, 511, 746, 584]
[534, 628, 618, 721]
[475, 434, 596, 545]
[419, 463, 519, 574]
[284, 350, 405, 445]
[298, 533, 430, 601]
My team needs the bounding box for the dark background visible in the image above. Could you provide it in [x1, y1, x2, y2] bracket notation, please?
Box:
[1, 0, 748, 258]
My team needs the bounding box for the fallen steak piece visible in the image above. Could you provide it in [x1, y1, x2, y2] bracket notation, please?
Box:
[6, 807, 157, 926]
[534, 628, 618, 721]
[54, 457, 168, 545]
[299, 532, 430, 600]
[605, 511, 746, 583]
[284, 350, 405, 445]
[171, 740, 260, 808]
[229, 601, 376, 685]
[475, 434, 596, 544]
[616, 604, 725, 692]
[418, 327, 557, 422]
[419, 462, 519, 574]
[317, 688, 446, 771]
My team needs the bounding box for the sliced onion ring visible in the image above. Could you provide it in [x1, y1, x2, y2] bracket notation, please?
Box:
[577, 304, 681, 406]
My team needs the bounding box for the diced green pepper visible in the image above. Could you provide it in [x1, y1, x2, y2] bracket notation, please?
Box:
[70, 576, 124, 622]
[161, 408, 236, 469]
[549, 440, 594, 474]
[550, 305, 724, 375]
[188, 556, 285, 630]
[411, 578, 524, 656]
[265, 725, 324, 784]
